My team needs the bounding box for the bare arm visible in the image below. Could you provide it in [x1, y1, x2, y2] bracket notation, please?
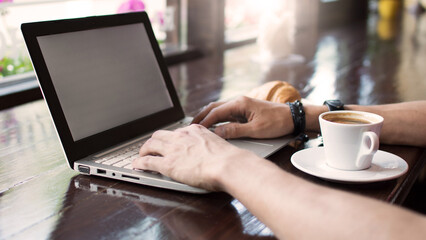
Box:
[345, 101, 426, 147]
[220, 153, 426, 240]
[303, 101, 426, 147]
[193, 97, 426, 147]
[132, 98, 426, 238]
[132, 125, 426, 239]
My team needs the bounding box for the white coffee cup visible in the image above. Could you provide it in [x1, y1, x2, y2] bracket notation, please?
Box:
[319, 111, 384, 171]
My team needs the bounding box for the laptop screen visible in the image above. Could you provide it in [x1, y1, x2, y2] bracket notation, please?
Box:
[22, 12, 185, 163]
[36, 23, 173, 141]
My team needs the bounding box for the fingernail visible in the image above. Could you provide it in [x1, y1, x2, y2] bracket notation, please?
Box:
[216, 127, 225, 138]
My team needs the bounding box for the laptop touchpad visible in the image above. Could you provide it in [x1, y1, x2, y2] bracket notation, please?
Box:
[227, 139, 275, 157]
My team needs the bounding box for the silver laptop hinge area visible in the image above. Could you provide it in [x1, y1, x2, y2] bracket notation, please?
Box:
[92, 117, 192, 159]
[92, 135, 148, 159]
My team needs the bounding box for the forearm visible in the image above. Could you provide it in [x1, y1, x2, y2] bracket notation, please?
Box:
[345, 101, 426, 147]
[219, 156, 426, 239]
[302, 101, 426, 147]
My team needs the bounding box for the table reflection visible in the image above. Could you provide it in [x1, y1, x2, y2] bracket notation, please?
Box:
[49, 175, 276, 240]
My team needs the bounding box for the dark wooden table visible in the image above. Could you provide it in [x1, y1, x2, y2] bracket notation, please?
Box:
[1, 13, 426, 239]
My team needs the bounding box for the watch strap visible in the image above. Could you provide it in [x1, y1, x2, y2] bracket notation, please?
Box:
[286, 100, 306, 135]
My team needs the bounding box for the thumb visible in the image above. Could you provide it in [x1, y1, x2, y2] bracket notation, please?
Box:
[215, 122, 252, 139]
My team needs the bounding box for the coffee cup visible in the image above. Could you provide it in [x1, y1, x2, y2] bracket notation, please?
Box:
[319, 111, 384, 171]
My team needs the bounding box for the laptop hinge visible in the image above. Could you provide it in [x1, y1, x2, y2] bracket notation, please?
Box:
[92, 117, 191, 159]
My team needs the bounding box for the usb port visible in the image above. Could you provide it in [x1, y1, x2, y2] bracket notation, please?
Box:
[78, 165, 90, 174]
[97, 169, 106, 174]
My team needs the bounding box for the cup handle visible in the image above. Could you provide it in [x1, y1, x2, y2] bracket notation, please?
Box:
[356, 131, 379, 168]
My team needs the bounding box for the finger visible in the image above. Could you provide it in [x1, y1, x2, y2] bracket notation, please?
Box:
[215, 122, 253, 139]
[138, 129, 173, 156]
[132, 155, 165, 173]
[139, 137, 166, 156]
[191, 101, 225, 124]
[198, 102, 246, 128]
[150, 129, 173, 140]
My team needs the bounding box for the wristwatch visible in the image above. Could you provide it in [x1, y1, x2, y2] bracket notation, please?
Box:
[323, 100, 344, 111]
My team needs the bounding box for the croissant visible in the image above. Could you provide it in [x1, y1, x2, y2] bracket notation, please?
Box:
[246, 81, 301, 103]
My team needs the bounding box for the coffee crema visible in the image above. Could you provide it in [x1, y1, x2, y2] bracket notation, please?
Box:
[326, 117, 372, 124]
[324, 115, 373, 124]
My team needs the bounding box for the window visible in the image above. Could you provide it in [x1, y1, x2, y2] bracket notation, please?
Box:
[224, 0, 260, 47]
[0, 0, 193, 109]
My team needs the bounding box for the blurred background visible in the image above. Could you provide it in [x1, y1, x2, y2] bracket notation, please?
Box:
[0, 2, 425, 238]
[2, 0, 426, 104]
[0, 0, 414, 83]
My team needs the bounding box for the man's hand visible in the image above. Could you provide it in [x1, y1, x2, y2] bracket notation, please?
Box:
[132, 124, 258, 191]
[192, 96, 294, 139]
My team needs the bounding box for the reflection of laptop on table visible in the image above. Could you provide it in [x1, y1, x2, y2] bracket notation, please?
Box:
[21, 12, 292, 193]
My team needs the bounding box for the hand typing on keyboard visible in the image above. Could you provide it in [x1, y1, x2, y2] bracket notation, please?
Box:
[132, 124, 257, 191]
[94, 142, 142, 169]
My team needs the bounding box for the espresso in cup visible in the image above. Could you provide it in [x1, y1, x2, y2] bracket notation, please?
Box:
[322, 112, 376, 125]
[319, 111, 384, 171]
[324, 117, 372, 125]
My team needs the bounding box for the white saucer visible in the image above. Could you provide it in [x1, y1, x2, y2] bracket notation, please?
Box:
[291, 147, 408, 183]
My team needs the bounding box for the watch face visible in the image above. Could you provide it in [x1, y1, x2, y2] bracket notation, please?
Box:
[324, 100, 344, 111]
[328, 100, 341, 105]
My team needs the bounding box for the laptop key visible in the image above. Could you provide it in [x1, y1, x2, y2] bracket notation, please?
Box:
[102, 158, 123, 166]
[123, 163, 133, 169]
[113, 159, 132, 168]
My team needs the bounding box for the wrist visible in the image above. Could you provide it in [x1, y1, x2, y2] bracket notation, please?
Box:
[215, 150, 264, 192]
[304, 104, 328, 132]
[278, 103, 294, 136]
[286, 100, 306, 135]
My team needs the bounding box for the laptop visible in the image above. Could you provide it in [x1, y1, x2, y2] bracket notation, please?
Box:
[21, 12, 293, 194]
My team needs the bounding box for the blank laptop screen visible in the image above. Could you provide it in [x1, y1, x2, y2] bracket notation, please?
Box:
[37, 23, 173, 141]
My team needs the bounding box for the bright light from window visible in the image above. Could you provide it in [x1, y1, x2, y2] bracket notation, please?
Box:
[306, 36, 340, 103]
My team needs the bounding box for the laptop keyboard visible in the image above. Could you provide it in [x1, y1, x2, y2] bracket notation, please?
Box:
[94, 141, 143, 169]
[93, 119, 191, 170]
